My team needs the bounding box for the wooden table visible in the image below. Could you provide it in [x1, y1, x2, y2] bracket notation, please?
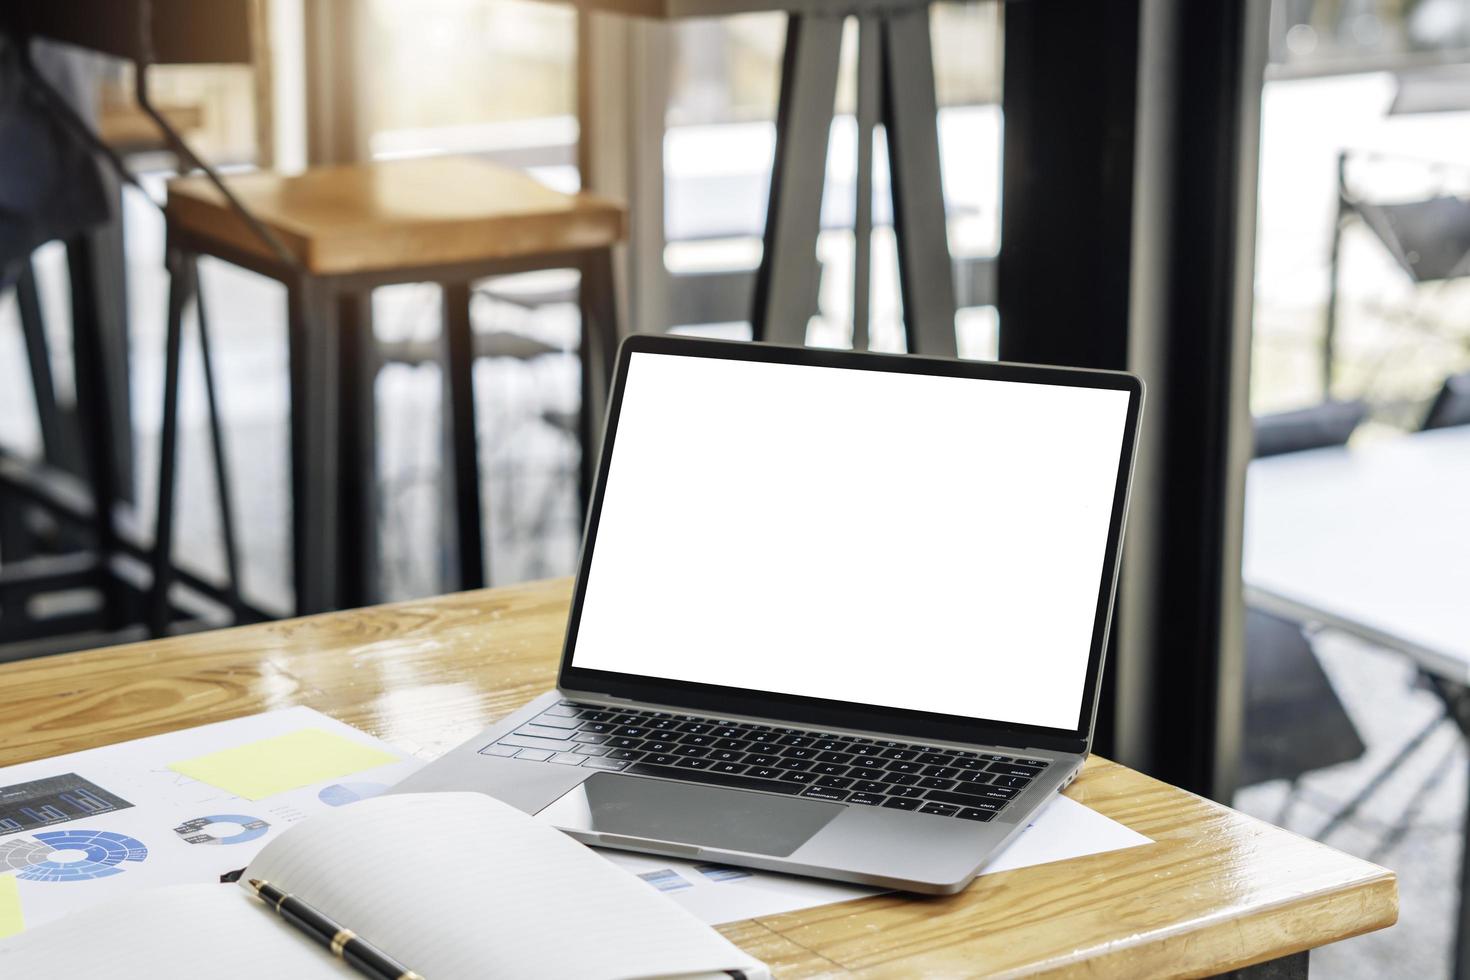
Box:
[0, 579, 1397, 977]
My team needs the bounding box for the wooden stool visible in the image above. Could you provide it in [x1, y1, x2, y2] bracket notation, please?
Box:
[151, 156, 625, 624]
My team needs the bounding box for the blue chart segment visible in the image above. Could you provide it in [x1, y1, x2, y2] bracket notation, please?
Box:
[0, 774, 134, 836]
[174, 814, 270, 845]
[317, 782, 388, 807]
[14, 830, 148, 882]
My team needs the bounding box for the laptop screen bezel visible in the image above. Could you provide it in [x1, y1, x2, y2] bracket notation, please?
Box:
[555, 335, 1144, 755]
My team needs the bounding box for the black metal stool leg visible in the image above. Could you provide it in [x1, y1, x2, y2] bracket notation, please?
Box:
[66, 233, 127, 628]
[191, 258, 246, 622]
[751, 14, 843, 345]
[335, 292, 379, 608]
[15, 257, 70, 468]
[577, 250, 619, 516]
[880, 5, 958, 357]
[442, 281, 485, 590]
[286, 276, 342, 615]
[148, 251, 194, 635]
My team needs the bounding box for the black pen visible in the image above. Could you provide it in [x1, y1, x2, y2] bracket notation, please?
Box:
[248, 878, 424, 980]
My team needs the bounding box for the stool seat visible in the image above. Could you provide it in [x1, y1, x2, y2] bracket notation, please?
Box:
[165, 156, 626, 276]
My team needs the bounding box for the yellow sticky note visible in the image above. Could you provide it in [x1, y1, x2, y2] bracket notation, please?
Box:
[0, 874, 23, 939]
[168, 728, 400, 801]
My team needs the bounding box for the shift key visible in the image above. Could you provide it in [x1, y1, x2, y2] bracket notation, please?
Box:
[514, 724, 575, 740]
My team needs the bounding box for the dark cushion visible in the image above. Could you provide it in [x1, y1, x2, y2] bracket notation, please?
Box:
[1253, 400, 1367, 459]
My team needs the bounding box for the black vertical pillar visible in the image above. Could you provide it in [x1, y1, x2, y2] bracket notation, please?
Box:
[998, 0, 1266, 799]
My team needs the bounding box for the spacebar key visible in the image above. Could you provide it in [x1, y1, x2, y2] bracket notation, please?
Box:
[625, 763, 803, 795]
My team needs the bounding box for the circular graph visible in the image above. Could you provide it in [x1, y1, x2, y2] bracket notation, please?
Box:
[13, 830, 148, 882]
[317, 782, 388, 807]
[173, 814, 270, 845]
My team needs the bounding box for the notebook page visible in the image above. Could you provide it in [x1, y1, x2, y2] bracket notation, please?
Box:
[241, 792, 765, 979]
[0, 883, 349, 978]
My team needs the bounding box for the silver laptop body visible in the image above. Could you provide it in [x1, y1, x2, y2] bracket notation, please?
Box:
[397, 336, 1144, 894]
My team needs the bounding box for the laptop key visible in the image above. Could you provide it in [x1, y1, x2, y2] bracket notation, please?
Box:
[549, 752, 586, 766]
[885, 761, 923, 774]
[957, 807, 996, 822]
[923, 766, 960, 780]
[848, 792, 885, 806]
[916, 752, 950, 766]
[625, 762, 803, 795]
[572, 732, 610, 744]
[812, 763, 847, 776]
[515, 748, 555, 762]
[950, 756, 987, 770]
[645, 753, 678, 765]
[674, 745, 710, 757]
[713, 738, 748, 751]
[776, 758, 813, 771]
[711, 762, 747, 775]
[925, 789, 1006, 811]
[781, 746, 818, 759]
[851, 756, 885, 769]
[815, 775, 854, 789]
[708, 749, 743, 762]
[745, 731, 781, 743]
[881, 749, 918, 761]
[802, 786, 850, 802]
[613, 726, 649, 738]
[747, 767, 783, 780]
[647, 718, 681, 730]
[542, 704, 581, 717]
[956, 770, 993, 784]
[675, 757, 714, 770]
[644, 740, 677, 754]
[888, 786, 925, 798]
[712, 727, 744, 739]
[988, 762, 1045, 778]
[849, 744, 884, 756]
[579, 722, 615, 734]
[779, 771, 818, 784]
[584, 757, 630, 771]
[813, 740, 847, 752]
[919, 802, 959, 817]
[882, 797, 919, 810]
[479, 743, 520, 757]
[681, 733, 716, 746]
[778, 735, 814, 747]
[918, 777, 955, 790]
[816, 751, 853, 764]
[743, 753, 780, 767]
[852, 780, 888, 794]
[574, 744, 611, 756]
[605, 749, 645, 761]
[678, 723, 713, 735]
[606, 736, 642, 749]
[881, 771, 920, 785]
[990, 775, 1032, 789]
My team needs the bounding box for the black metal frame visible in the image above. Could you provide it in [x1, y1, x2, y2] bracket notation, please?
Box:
[556, 334, 1143, 754]
[159, 226, 621, 616]
[750, 6, 957, 354]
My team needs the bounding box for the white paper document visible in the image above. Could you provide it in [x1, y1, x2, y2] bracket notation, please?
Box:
[0, 707, 422, 937]
[599, 795, 1150, 925]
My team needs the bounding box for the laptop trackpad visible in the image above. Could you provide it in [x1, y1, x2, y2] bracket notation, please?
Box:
[538, 772, 842, 857]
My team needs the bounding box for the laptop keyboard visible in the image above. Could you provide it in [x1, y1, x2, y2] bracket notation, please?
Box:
[480, 700, 1050, 822]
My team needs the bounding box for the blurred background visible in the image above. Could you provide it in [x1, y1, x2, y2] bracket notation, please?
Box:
[2, 0, 1469, 975]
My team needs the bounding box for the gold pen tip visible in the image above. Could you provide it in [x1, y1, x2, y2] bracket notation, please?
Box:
[247, 878, 264, 892]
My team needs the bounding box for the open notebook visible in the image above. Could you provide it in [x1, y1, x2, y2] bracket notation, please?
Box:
[0, 793, 767, 979]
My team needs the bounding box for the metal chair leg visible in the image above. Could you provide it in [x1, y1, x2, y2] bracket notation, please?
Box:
[880, 6, 958, 357]
[285, 276, 342, 615]
[148, 251, 194, 635]
[191, 258, 246, 622]
[442, 281, 485, 590]
[15, 257, 70, 468]
[577, 250, 620, 517]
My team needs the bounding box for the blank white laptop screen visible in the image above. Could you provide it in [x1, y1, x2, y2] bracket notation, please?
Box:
[571, 352, 1132, 732]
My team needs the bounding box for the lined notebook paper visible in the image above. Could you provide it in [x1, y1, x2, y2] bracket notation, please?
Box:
[0, 793, 765, 979]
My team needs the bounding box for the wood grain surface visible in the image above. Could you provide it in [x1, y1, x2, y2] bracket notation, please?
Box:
[0, 578, 1397, 977]
[165, 156, 626, 275]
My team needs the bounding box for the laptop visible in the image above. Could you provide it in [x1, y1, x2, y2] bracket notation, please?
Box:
[396, 335, 1144, 894]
